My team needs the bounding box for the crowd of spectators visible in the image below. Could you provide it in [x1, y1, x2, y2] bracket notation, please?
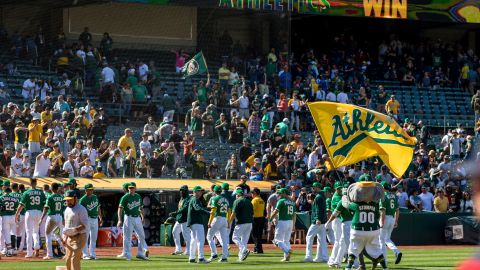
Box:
[0, 27, 477, 214]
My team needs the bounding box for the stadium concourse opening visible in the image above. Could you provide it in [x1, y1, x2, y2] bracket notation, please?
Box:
[0, 0, 478, 268]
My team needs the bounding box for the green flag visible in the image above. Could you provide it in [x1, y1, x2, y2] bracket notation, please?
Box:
[181, 52, 208, 79]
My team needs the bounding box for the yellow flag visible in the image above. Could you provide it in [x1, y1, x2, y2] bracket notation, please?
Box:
[307, 102, 417, 177]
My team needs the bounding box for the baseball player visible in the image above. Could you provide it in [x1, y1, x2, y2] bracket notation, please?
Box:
[325, 186, 335, 244]
[15, 178, 46, 258]
[344, 183, 387, 270]
[117, 182, 148, 260]
[0, 187, 19, 257]
[80, 183, 103, 260]
[303, 182, 328, 262]
[269, 187, 296, 262]
[0, 180, 3, 254]
[206, 185, 230, 262]
[11, 183, 25, 255]
[229, 188, 253, 262]
[325, 184, 355, 268]
[39, 182, 65, 260]
[379, 181, 402, 265]
[187, 186, 210, 264]
[328, 181, 343, 266]
[169, 185, 191, 256]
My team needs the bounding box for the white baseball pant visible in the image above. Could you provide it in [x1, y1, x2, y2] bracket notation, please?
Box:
[83, 218, 99, 258]
[380, 215, 399, 263]
[326, 219, 335, 244]
[25, 210, 42, 256]
[232, 223, 252, 260]
[328, 218, 342, 264]
[333, 220, 352, 265]
[305, 223, 328, 261]
[16, 215, 26, 251]
[349, 229, 383, 259]
[39, 217, 46, 238]
[45, 214, 64, 257]
[122, 215, 147, 259]
[274, 220, 293, 256]
[207, 217, 229, 259]
[172, 221, 191, 255]
[2, 215, 16, 248]
[189, 224, 206, 260]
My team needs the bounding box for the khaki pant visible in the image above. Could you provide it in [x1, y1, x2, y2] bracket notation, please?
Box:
[65, 233, 87, 270]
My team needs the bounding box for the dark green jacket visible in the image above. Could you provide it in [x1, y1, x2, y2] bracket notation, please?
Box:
[172, 195, 191, 223]
[187, 196, 209, 227]
[311, 192, 327, 224]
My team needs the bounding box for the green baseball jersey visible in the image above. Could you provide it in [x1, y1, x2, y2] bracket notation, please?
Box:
[0, 193, 20, 216]
[187, 196, 210, 226]
[349, 201, 380, 231]
[174, 195, 191, 223]
[310, 192, 327, 224]
[20, 188, 46, 211]
[326, 197, 332, 212]
[45, 194, 64, 215]
[379, 192, 398, 217]
[80, 194, 100, 218]
[11, 192, 25, 215]
[119, 193, 142, 217]
[334, 201, 353, 222]
[331, 192, 342, 212]
[232, 197, 253, 224]
[275, 198, 296, 221]
[210, 195, 230, 218]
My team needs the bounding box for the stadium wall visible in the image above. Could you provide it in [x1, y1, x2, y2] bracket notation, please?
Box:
[62, 3, 197, 50]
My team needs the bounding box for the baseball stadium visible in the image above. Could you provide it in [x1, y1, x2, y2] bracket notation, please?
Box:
[0, 0, 478, 269]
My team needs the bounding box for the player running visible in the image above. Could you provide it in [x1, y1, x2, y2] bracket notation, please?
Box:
[229, 188, 253, 262]
[269, 187, 296, 262]
[15, 178, 46, 258]
[206, 185, 230, 262]
[80, 183, 103, 260]
[379, 181, 402, 265]
[303, 182, 328, 262]
[117, 182, 148, 261]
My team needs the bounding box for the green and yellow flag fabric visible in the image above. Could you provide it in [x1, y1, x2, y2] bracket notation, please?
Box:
[307, 102, 417, 177]
[181, 51, 208, 79]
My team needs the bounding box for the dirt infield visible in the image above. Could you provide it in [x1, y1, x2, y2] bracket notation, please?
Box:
[0, 244, 474, 262]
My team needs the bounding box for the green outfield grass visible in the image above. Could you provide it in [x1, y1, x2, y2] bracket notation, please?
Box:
[0, 247, 474, 270]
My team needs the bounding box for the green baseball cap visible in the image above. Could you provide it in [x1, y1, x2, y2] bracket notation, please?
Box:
[334, 181, 343, 189]
[57, 183, 64, 188]
[122, 182, 130, 190]
[84, 183, 94, 190]
[235, 189, 244, 195]
[180, 185, 188, 191]
[128, 182, 136, 188]
[63, 190, 76, 200]
[221, 183, 229, 189]
[278, 188, 288, 194]
[381, 181, 391, 189]
[192, 186, 202, 192]
[213, 185, 222, 193]
[312, 182, 322, 189]
[359, 174, 373, 182]
[2, 180, 10, 186]
[322, 187, 332, 193]
[67, 178, 77, 185]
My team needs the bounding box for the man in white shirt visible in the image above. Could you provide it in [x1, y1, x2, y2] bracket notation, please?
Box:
[82, 140, 97, 167]
[449, 131, 461, 160]
[307, 147, 322, 170]
[238, 91, 250, 119]
[138, 61, 149, 81]
[325, 90, 336, 102]
[139, 133, 152, 157]
[336, 90, 349, 104]
[80, 159, 94, 178]
[10, 149, 23, 177]
[22, 78, 36, 100]
[376, 165, 393, 184]
[418, 186, 434, 211]
[314, 89, 325, 101]
[440, 130, 452, 151]
[101, 64, 115, 85]
[33, 149, 51, 177]
[396, 186, 408, 208]
[63, 152, 79, 178]
[22, 154, 31, 177]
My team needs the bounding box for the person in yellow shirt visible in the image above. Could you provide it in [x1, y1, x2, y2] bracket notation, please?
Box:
[218, 63, 230, 91]
[385, 95, 401, 120]
[93, 167, 107, 178]
[460, 63, 470, 91]
[434, 189, 449, 213]
[28, 116, 43, 154]
[118, 128, 136, 158]
[41, 106, 53, 126]
[251, 188, 265, 254]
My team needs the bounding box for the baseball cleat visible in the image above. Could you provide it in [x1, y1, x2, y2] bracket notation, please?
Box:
[83, 256, 91, 260]
[145, 250, 149, 258]
[302, 257, 313, 262]
[285, 250, 292, 261]
[171, 251, 183, 255]
[218, 258, 228, 263]
[395, 252, 402, 264]
[189, 259, 196, 263]
[198, 258, 209, 264]
[314, 258, 328, 263]
[241, 249, 250, 261]
[116, 254, 127, 259]
[136, 255, 149, 260]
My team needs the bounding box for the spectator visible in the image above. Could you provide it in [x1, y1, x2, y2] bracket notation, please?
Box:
[118, 128, 136, 159]
[385, 95, 400, 120]
[135, 154, 150, 178]
[218, 63, 230, 91]
[79, 27, 92, 46]
[418, 185, 434, 211]
[434, 189, 449, 213]
[33, 149, 51, 177]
